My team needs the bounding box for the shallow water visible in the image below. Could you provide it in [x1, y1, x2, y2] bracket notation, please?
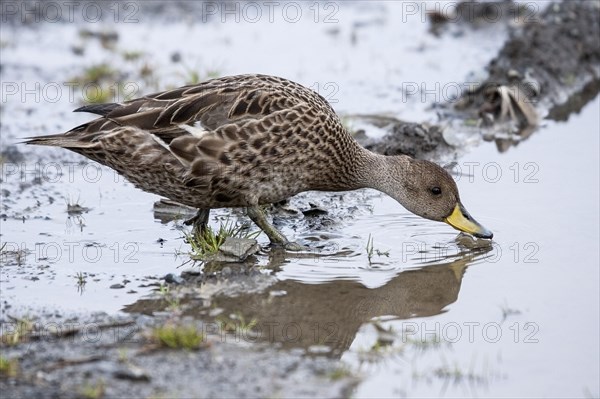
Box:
[1, 2, 598, 397]
[348, 97, 600, 398]
[118, 96, 598, 397]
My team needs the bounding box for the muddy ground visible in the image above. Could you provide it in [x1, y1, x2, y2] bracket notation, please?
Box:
[1, 310, 357, 398]
[359, 0, 600, 158]
[1, 1, 599, 398]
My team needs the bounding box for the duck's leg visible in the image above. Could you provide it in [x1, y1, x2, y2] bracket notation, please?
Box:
[184, 208, 210, 235]
[246, 206, 305, 251]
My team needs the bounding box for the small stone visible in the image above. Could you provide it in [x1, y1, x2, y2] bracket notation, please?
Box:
[269, 290, 287, 297]
[113, 365, 151, 382]
[171, 52, 182, 63]
[181, 268, 201, 276]
[209, 307, 224, 317]
[307, 345, 331, 355]
[507, 69, 521, 79]
[302, 204, 328, 217]
[110, 284, 125, 289]
[164, 273, 183, 285]
[210, 237, 259, 262]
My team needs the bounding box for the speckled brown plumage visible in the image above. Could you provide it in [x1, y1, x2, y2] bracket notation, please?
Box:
[26, 74, 493, 245]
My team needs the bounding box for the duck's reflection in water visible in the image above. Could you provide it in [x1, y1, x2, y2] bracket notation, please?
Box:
[124, 241, 493, 358]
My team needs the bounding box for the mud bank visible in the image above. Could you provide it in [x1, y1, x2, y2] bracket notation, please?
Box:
[356, 118, 451, 160]
[453, 1, 600, 123]
[0, 266, 359, 398]
[1, 311, 357, 398]
[358, 1, 600, 157]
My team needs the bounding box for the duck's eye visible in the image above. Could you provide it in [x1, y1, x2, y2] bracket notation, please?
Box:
[431, 187, 442, 195]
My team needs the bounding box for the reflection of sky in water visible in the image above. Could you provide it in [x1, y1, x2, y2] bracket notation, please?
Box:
[349, 96, 600, 398]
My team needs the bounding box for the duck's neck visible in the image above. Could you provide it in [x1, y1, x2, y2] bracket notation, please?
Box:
[351, 147, 412, 202]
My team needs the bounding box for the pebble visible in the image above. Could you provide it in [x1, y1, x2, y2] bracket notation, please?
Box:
[164, 273, 183, 285]
[269, 290, 287, 297]
[110, 284, 125, 289]
[210, 237, 260, 262]
[113, 365, 151, 382]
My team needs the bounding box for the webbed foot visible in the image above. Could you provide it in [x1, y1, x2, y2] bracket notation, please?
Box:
[246, 206, 307, 251]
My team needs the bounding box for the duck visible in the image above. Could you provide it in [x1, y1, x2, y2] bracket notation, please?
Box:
[26, 74, 493, 250]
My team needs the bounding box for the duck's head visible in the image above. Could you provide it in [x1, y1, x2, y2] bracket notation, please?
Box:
[386, 158, 493, 239]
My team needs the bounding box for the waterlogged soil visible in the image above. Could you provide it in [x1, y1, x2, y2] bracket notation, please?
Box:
[453, 0, 600, 116]
[1, 311, 357, 399]
[1, 2, 599, 398]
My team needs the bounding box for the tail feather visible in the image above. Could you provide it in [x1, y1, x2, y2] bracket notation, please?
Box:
[24, 119, 106, 148]
[24, 103, 121, 147]
[73, 103, 120, 116]
[23, 133, 94, 148]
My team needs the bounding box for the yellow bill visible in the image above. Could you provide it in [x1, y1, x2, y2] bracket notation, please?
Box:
[445, 203, 493, 239]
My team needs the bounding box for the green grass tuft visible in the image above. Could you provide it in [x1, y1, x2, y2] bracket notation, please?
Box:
[0, 317, 34, 346]
[75, 272, 87, 287]
[78, 63, 117, 84]
[216, 312, 258, 336]
[80, 380, 105, 399]
[157, 283, 181, 311]
[366, 234, 390, 265]
[151, 324, 205, 350]
[186, 219, 259, 260]
[122, 50, 144, 61]
[327, 366, 353, 381]
[0, 356, 19, 377]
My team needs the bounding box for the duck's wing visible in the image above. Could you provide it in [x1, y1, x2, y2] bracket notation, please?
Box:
[71, 74, 328, 144]
[26, 74, 328, 149]
[26, 74, 337, 191]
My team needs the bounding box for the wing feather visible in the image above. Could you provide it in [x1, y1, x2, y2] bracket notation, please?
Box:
[31, 74, 335, 194]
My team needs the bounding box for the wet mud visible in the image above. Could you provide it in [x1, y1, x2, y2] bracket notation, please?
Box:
[358, 1, 600, 157]
[354, 117, 451, 160]
[452, 1, 600, 129]
[0, 312, 358, 398]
